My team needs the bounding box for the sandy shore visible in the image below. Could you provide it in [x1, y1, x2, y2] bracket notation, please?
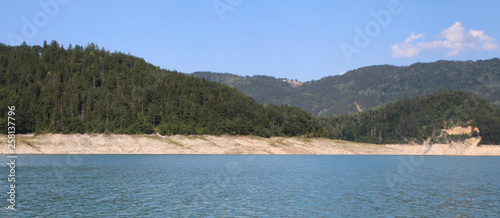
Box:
[1, 134, 499, 155]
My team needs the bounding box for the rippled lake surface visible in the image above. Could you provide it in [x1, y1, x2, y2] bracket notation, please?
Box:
[1, 155, 499, 217]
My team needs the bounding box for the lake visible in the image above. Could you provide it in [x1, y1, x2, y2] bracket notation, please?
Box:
[1, 155, 499, 217]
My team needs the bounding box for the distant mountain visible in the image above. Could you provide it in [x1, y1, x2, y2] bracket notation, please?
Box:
[320, 90, 500, 145]
[192, 58, 500, 116]
[192, 72, 306, 106]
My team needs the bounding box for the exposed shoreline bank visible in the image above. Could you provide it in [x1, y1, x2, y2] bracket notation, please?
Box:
[2, 134, 500, 155]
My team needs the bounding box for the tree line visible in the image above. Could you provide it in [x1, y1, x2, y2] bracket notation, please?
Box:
[0, 41, 324, 137]
[320, 90, 500, 145]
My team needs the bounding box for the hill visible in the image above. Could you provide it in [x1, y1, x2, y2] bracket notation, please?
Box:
[320, 90, 500, 145]
[192, 59, 500, 116]
[192, 72, 306, 106]
[0, 41, 323, 137]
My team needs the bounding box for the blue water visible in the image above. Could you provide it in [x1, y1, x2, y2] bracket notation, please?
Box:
[1, 155, 499, 217]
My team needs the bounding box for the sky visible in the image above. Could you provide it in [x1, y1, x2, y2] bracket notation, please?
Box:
[1, 0, 500, 82]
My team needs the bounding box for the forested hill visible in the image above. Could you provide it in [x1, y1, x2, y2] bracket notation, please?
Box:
[320, 90, 500, 145]
[193, 58, 500, 116]
[0, 41, 324, 137]
[192, 72, 304, 106]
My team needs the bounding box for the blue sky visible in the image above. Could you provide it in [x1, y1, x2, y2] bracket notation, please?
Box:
[1, 0, 499, 81]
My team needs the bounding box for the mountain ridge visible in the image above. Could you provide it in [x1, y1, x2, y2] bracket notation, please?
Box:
[192, 58, 500, 116]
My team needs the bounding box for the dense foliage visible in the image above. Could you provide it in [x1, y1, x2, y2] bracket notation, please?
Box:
[0, 41, 324, 137]
[320, 91, 500, 145]
[193, 59, 500, 116]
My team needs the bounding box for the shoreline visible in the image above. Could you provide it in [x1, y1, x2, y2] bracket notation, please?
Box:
[2, 134, 500, 156]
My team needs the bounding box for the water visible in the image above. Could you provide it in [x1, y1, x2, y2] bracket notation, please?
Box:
[1, 155, 499, 217]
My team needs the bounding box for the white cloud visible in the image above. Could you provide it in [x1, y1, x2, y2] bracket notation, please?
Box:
[392, 22, 499, 58]
[404, 33, 425, 44]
